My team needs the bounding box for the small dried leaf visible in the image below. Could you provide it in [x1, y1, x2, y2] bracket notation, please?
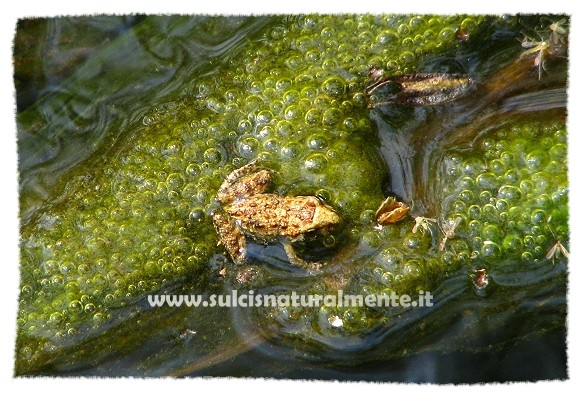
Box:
[368, 73, 474, 107]
[472, 268, 489, 289]
[375, 197, 409, 225]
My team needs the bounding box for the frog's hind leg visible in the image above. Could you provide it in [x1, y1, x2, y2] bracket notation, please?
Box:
[212, 211, 247, 265]
[222, 160, 262, 187]
[217, 160, 272, 203]
[283, 240, 322, 272]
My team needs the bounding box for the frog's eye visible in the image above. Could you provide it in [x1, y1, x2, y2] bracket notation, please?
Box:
[315, 193, 334, 206]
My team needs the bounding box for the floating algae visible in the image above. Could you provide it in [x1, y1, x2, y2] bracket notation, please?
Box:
[15, 14, 568, 378]
[230, 96, 567, 367]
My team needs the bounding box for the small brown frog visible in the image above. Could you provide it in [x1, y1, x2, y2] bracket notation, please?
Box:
[212, 160, 340, 270]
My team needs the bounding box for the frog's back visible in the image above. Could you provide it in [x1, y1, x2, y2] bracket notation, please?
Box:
[225, 194, 321, 238]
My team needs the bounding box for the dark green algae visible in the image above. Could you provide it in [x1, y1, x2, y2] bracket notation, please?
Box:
[16, 15, 568, 376]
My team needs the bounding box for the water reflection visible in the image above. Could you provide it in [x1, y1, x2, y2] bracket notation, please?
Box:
[17, 16, 272, 222]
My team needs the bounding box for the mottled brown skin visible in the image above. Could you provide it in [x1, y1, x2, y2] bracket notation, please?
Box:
[226, 194, 333, 238]
[212, 160, 340, 269]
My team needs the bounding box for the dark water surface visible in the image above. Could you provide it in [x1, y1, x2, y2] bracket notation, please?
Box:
[15, 15, 568, 381]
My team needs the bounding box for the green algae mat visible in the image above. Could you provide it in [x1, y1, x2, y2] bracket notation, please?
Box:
[14, 15, 568, 381]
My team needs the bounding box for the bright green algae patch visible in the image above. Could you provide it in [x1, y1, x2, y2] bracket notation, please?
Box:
[440, 115, 568, 266]
[18, 14, 498, 373]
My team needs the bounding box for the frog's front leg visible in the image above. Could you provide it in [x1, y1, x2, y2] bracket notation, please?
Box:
[212, 211, 247, 265]
[283, 240, 323, 272]
[217, 160, 272, 203]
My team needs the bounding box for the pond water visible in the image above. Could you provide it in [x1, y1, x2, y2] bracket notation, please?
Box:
[15, 15, 568, 382]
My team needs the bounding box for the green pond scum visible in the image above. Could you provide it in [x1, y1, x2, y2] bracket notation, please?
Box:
[14, 15, 568, 380]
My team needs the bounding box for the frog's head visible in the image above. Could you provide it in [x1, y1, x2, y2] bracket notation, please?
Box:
[311, 198, 340, 230]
